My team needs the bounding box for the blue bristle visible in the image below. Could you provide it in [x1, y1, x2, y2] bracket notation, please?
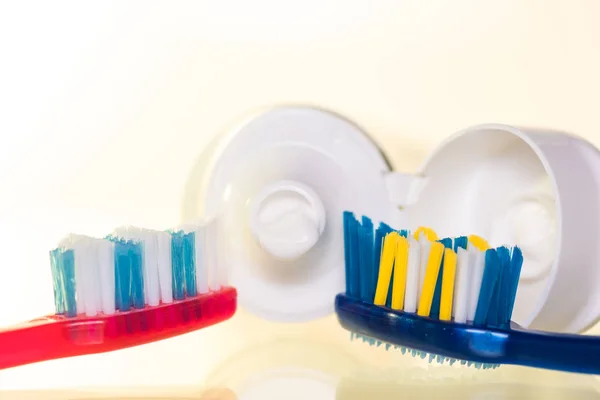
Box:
[347, 214, 361, 298]
[372, 222, 393, 303]
[507, 247, 524, 322]
[130, 241, 145, 309]
[429, 353, 435, 363]
[454, 236, 468, 252]
[440, 238, 453, 247]
[112, 251, 122, 310]
[113, 240, 132, 311]
[493, 246, 512, 327]
[430, 237, 452, 319]
[486, 286, 501, 328]
[49, 249, 66, 315]
[359, 216, 374, 302]
[485, 250, 504, 327]
[385, 274, 393, 308]
[183, 232, 197, 297]
[355, 220, 365, 299]
[474, 249, 501, 326]
[171, 231, 186, 301]
[61, 249, 77, 317]
[343, 212, 353, 295]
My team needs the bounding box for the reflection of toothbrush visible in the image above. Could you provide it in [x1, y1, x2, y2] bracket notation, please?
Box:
[335, 212, 600, 374]
[0, 221, 237, 370]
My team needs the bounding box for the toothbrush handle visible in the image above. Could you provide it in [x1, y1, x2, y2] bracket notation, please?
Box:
[0, 317, 80, 370]
[508, 327, 600, 375]
[335, 293, 600, 375]
[0, 287, 237, 370]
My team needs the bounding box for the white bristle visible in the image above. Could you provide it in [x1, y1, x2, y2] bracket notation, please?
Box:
[417, 236, 431, 302]
[112, 226, 139, 241]
[215, 218, 228, 289]
[68, 237, 87, 316]
[83, 240, 100, 317]
[466, 246, 485, 321]
[156, 231, 173, 304]
[52, 216, 226, 316]
[73, 239, 90, 315]
[141, 230, 161, 307]
[59, 235, 103, 317]
[97, 239, 115, 315]
[91, 243, 103, 316]
[403, 236, 421, 313]
[205, 217, 222, 291]
[195, 225, 209, 294]
[217, 230, 228, 289]
[452, 247, 471, 323]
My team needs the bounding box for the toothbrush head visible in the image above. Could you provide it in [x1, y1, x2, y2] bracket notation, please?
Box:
[0, 222, 236, 370]
[338, 211, 524, 369]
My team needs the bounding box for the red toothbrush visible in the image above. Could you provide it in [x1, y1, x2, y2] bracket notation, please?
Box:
[0, 225, 237, 370]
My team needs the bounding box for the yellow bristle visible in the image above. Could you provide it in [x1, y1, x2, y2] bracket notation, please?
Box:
[468, 235, 489, 251]
[417, 241, 445, 317]
[391, 236, 409, 310]
[414, 227, 439, 242]
[374, 232, 399, 305]
[439, 248, 457, 321]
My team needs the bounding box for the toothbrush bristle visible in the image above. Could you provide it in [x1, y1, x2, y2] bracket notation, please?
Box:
[50, 219, 224, 318]
[350, 331, 501, 369]
[342, 212, 524, 369]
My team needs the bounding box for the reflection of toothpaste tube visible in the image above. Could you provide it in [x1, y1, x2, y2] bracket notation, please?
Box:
[204, 337, 361, 399]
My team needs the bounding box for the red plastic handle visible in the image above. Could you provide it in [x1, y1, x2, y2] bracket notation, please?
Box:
[0, 287, 237, 370]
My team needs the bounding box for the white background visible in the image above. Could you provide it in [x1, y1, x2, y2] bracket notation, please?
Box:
[1, 0, 599, 396]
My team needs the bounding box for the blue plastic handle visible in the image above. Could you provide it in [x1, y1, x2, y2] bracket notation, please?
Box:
[335, 294, 600, 375]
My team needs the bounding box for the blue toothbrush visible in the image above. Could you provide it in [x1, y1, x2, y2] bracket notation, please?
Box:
[335, 211, 600, 374]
